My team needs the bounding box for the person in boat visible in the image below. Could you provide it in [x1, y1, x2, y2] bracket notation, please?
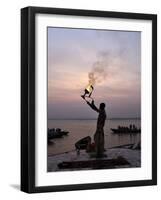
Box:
[132, 124, 136, 130]
[86, 99, 106, 158]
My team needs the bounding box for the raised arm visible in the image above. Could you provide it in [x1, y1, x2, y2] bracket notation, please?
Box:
[86, 100, 99, 113]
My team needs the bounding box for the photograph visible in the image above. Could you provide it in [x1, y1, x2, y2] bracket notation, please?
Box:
[47, 27, 141, 172]
[21, 6, 157, 193]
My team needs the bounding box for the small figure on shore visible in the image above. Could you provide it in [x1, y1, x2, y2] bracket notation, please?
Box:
[86, 100, 106, 158]
[132, 124, 136, 130]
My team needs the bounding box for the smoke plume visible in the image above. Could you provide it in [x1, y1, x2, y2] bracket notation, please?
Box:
[88, 48, 126, 86]
[88, 52, 110, 85]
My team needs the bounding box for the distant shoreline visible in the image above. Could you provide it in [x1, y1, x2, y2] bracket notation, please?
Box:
[48, 118, 141, 120]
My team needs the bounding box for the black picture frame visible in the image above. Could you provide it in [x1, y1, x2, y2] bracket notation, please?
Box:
[21, 6, 157, 193]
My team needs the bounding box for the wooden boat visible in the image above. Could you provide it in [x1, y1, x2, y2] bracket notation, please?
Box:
[111, 128, 141, 134]
[48, 128, 69, 140]
[55, 128, 69, 135]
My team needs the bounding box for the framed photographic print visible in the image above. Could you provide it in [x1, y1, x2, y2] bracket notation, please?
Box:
[21, 6, 157, 193]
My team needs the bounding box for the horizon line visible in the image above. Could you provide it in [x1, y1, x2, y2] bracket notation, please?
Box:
[48, 117, 141, 120]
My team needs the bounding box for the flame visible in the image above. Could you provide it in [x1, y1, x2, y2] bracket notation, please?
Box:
[86, 84, 93, 93]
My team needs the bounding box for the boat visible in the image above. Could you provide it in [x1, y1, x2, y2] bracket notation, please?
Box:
[111, 128, 141, 134]
[54, 128, 69, 136]
[48, 128, 69, 140]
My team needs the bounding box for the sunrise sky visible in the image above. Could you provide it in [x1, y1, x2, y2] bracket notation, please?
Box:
[48, 27, 141, 119]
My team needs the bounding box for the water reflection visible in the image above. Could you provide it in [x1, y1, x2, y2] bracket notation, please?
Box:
[48, 119, 141, 155]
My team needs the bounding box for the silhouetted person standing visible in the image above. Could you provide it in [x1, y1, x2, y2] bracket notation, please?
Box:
[86, 100, 106, 157]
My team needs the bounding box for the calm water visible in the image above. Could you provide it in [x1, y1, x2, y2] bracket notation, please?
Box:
[48, 119, 141, 156]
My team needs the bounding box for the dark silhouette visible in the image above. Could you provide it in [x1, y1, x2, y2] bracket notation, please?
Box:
[75, 136, 92, 155]
[111, 124, 141, 133]
[86, 100, 106, 157]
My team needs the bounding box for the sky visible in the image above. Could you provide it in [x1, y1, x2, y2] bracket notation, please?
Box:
[48, 27, 141, 119]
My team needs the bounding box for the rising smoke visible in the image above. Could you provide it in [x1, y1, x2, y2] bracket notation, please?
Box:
[88, 49, 127, 86]
[88, 51, 111, 86]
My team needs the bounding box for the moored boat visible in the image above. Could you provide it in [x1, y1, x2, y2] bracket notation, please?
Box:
[111, 128, 141, 134]
[48, 128, 69, 140]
